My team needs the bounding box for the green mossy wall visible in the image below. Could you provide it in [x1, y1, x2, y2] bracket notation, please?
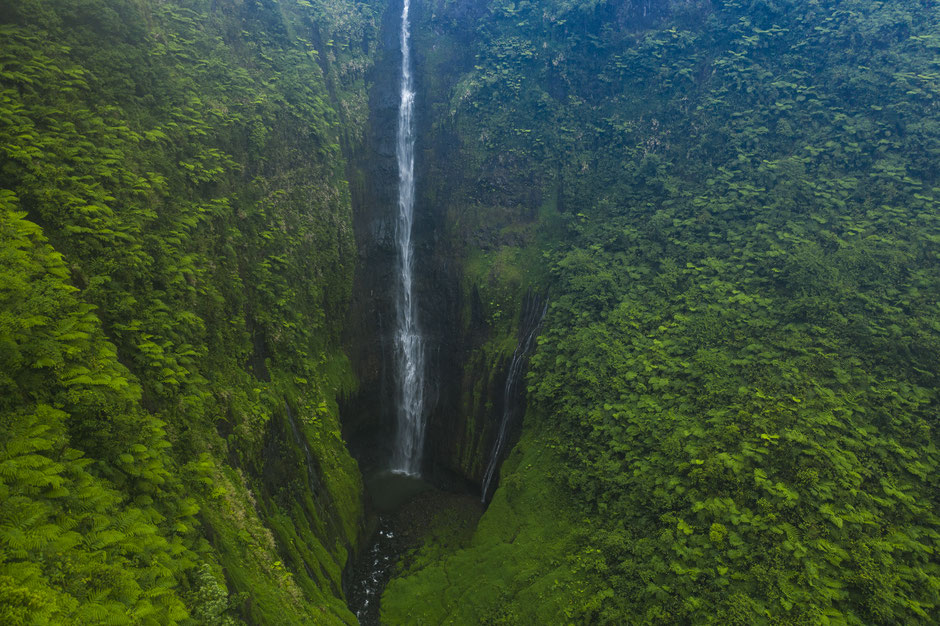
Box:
[383, 0, 940, 623]
[0, 0, 387, 622]
[4, 0, 940, 623]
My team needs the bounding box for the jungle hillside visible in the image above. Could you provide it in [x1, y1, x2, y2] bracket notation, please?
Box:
[1, 0, 938, 625]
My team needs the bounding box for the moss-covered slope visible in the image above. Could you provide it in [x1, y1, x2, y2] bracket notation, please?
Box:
[384, 0, 940, 623]
[0, 0, 385, 622]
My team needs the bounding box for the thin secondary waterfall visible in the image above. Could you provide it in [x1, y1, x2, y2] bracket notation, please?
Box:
[391, 0, 425, 476]
[481, 296, 547, 503]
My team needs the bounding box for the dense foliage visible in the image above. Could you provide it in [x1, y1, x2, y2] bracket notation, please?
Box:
[384, 0, 939, 623]
[0, 0, 382, 622]
[3, 0, 939, 623]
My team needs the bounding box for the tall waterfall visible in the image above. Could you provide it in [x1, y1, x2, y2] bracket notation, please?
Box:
[481, 296, 547, 503]
[391, 0, 425, 476]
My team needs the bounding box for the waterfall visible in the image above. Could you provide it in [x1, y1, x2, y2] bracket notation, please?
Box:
[481, 295, 547, 503]
[390, 0, 426, 476]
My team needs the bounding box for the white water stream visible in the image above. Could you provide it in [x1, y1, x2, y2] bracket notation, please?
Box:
[481, 299, 547, 502]
[390, 0, 426, 476]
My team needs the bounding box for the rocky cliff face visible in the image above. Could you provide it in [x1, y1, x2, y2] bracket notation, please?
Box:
[341, 0, 544, 490]
[340, 0, 404, 470]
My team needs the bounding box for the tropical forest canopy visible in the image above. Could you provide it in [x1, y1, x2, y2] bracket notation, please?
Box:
[0, 0, 938, 625]
[382, 0, 939, 623]
[0, 0, 376, 622]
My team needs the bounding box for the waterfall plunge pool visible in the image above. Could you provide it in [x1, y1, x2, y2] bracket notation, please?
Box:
[367, 470, 430, 513]
[345, 470, 482, 624]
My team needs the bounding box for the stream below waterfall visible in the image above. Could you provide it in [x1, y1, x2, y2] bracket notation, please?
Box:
[346, 472, 482, 624]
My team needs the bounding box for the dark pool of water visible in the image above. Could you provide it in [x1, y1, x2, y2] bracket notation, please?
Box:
[367, 470, 431, 513]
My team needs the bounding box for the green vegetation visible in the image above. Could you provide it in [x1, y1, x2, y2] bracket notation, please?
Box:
[384, 0, 940, 623]
[0, 0, 384, 622]
[3, 0, 939, 623]
[383, 429, 589, 624]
